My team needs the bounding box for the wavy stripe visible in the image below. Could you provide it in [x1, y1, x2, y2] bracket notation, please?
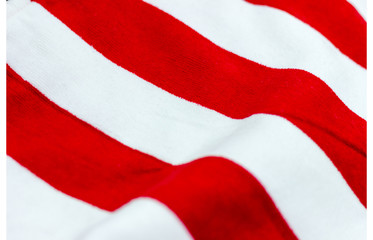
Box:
[21, 0, 367, 205]
[144, 0, 366, 119]
[242, 0, 366, 68]
[6, 4, 366, 239]
[79, 198, 193, 240]
[6, 157, 109, 240]
[7, 67, 298, 240]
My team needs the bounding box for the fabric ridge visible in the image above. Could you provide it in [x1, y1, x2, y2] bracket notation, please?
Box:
[6, 0, 367, 239]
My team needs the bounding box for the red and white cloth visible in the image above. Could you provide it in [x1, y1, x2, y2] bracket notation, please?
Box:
[7, 0, 366, 239]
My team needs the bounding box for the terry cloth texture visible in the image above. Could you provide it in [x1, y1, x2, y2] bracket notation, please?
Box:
[6, 0, 366, 239]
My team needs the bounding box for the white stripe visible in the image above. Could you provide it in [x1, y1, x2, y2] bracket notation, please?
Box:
[144, 0, 366, 119]
[7, 3, 366, 240]
[6, 157, 109, 240]
[79, 198, 193, 240]
[6, 0, 30, 19]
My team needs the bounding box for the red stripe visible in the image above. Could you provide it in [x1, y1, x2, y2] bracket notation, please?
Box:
[245, 0, 366, 68]
[7, 67, 298, 240]
[147, 157, 298, 240]
[33, 0, 366, 206]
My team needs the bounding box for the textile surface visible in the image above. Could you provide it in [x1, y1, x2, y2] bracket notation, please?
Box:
[6, 0, 367, 239]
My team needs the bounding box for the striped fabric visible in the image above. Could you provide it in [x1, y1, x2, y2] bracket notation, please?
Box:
[6, 0, 366, 239]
